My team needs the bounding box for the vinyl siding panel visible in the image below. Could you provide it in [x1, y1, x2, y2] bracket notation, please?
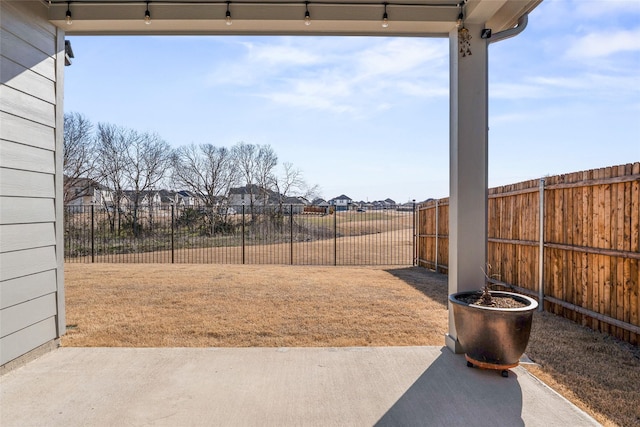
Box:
[0, 86, 56, 128]
[1, 293, 57, 338]
[0, 3, 56, 56]
[0, 111, 55, 151]
[0, 317, 57, 365]
[0, 223, 56, 252]
[0, 197, 55, 224]
[1, 57, 56, 104]
[0, 247, 57, 282]
[0, 270, 57, 310]
[0, 1, 63, 365]
[0, 140, 55, 173]
[1, 29, 56, 81]
[0, 169, 54, 198]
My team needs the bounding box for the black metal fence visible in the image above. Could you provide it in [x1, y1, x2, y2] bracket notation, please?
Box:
[64, 204, 416, 265]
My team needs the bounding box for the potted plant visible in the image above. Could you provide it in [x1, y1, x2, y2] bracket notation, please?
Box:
[448, 266, 538, 377]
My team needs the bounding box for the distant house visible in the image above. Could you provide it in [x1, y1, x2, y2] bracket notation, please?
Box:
[305, 198, 330, 214]
[120, 190, 162, 212]
[329, 194, 353, 211]
[228, 184, 279, 207]
[64, 177, 113, 211]
[228, 185, 311, 213]
[157, 190, 178, 210]
[311, 198, 329, 207]
[384, 198, 397, 209]
[281, 196, 310, 214]
[176, 190, 202, 209]
[359, 202, 374, 211]
[397, 201, 416, 212]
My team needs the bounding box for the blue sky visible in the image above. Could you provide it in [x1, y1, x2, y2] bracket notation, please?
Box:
[64, 0, 640, 203]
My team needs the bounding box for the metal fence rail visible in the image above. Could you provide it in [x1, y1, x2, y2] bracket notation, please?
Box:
[64, 204, 416, 266]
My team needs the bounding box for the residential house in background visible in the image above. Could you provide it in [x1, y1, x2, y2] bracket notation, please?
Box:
[329, 194, 353, 211]
[307, 198, 330, 214]
[228, 185, 310, 213]
[280, 196, 310, 214]
[176, 190, 202, 209]
[397, 201, 416, 212]
[228, 184, 279, 207]
[64, 177, 113, 212]
[157, 190, 178, 210]
[119, 190, 162, 212]
[369, 198, 397, 210]
[311, 198, 329, 208]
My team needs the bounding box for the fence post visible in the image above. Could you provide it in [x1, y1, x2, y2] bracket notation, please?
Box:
[538, 179, 545, 312]
[91, 204, 95, 263]
[242, 203, 245, 265]
[435, 199, 439, 273]
[171, 204, 175, 264]
[412, 200, 416, 266]
[290, 204, 294, 265]
[334, 209, 337, 266]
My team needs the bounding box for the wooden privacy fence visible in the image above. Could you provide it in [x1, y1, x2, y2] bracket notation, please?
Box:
[417, 163, 640, 345]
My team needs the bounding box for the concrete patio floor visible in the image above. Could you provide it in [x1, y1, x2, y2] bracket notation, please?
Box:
[1, 346, 599, 427]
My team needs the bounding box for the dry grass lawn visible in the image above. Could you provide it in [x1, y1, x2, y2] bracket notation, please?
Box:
[63, 264, 446, 347]
[63, 264, 640, 427]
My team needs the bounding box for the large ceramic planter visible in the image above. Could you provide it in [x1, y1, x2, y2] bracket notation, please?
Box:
[449, 291, 538, 373]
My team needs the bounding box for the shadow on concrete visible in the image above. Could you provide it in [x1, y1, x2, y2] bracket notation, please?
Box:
[385, 267, 448, 308]
[375, 348, 524, 427]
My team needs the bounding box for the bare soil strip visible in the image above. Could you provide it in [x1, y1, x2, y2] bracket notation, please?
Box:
[63, 264, 640, 427]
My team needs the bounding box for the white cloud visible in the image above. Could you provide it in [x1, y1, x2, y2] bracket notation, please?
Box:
[492, 70, 640, 102]
[490, 112, 531, 124]
[566, 28, 640, 59]
[206, 37, 448, 116]
[242, 41, 323, 67]
[573, 0, 640, 18]
[353, 39, 446, 79]
[490, 82, 547, 100]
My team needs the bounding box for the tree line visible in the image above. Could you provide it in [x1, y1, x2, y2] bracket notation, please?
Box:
[64, 112, 320, 235]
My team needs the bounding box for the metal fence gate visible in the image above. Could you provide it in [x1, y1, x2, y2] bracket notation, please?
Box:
[64, 204, 416, 265]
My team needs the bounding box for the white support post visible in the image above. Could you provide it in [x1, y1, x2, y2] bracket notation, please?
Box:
[445, 24, 489, 353]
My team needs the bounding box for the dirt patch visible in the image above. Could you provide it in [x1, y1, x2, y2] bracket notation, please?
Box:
[63, 264, 640, 427]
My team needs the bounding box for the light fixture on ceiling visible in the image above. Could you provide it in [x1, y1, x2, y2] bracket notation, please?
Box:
[144, 1, 151, 25]
[65, 2, 72, 25]
[382, 3, 389, 28]
[225, 1, 232, 25]
[304, 2, 311, 26]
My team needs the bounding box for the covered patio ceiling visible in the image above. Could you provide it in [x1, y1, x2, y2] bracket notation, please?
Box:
[45, 0, 541, 37]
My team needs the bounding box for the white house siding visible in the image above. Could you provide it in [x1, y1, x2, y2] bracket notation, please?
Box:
[0, 1, 65, 366]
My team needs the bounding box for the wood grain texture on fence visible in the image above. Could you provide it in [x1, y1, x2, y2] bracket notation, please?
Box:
[418, 162, 640, 345]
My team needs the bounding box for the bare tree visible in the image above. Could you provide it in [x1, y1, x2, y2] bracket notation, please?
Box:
[95, 123, 128, 232]
[171, 143, 238, 210]
[271, 162, 320, 215]
[232, 142, 278, 212]
[255, 144, 278, 205]
[95, 124, 171, 236]
[120, 130, 172, 237]
[63, 112, 95, 203]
